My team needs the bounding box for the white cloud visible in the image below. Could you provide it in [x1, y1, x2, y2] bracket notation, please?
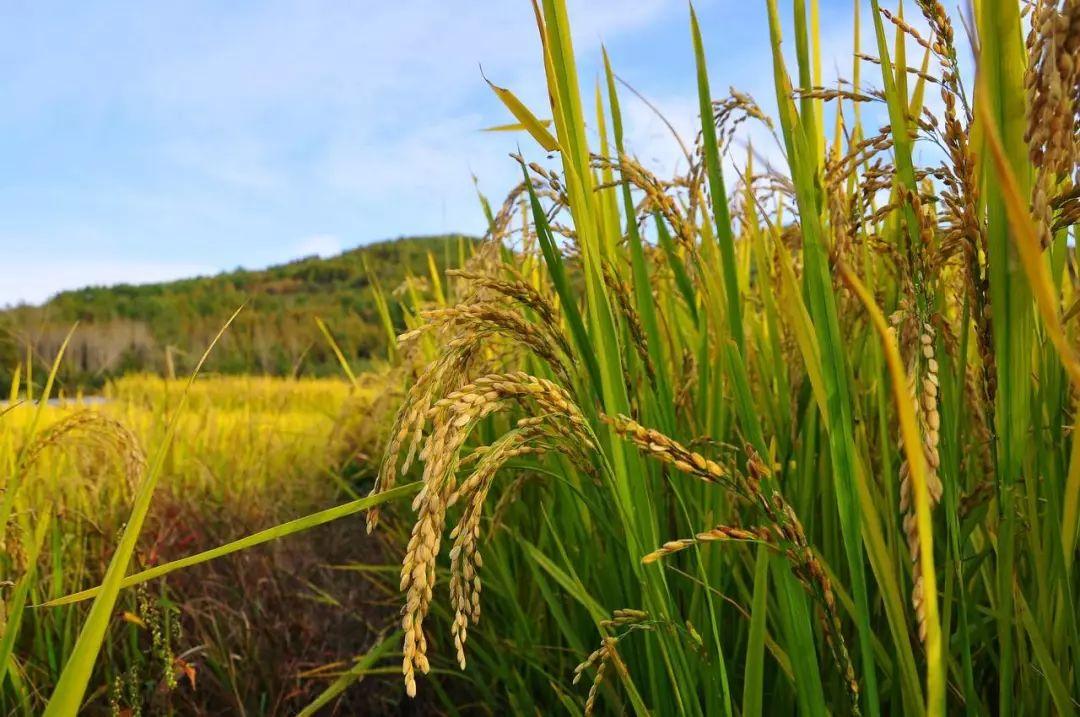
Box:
[0, 0, 737, 304]
[292, 234, 342, 259]
[0, 259, 217, 307]
[135, 0, 675, 122]
[160, 136, 284, 191]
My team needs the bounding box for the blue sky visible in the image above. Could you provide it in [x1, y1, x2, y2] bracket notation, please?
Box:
[0, 0, 903, 305]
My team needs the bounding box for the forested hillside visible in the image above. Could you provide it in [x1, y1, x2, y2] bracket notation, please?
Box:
[0, 234, 473, 391]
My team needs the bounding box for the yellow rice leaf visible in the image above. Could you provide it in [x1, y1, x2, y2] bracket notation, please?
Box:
[907, 45, 932, 119]
[482, 120, 553, 133]
[484, 76, 560, 153]
[838, 261, 943, 716]
[977, 96, 1080, 390]
[121, 611, 145, 629]
[1061, 404, 1080, 569]
[774, 241, 829, 416]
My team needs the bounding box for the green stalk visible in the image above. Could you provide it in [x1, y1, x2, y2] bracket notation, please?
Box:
[764, 2, 881, 712]
[976, 0, 1033, 712]
[691, 6, 745, 353]
[43, 307, 243, 716]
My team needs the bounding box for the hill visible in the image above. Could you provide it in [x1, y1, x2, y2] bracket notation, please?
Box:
[0, 234, 474, 391]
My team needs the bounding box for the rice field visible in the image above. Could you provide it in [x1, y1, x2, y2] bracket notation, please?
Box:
[0, 374, 397, 713]
[4, 0, 1080, 714]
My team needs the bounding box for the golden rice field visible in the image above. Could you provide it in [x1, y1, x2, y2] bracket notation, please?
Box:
[5, 0, 1080, 714]
[0, 374, 403, 714]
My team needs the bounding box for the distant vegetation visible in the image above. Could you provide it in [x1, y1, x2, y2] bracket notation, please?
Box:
[0, 234, 473, 392]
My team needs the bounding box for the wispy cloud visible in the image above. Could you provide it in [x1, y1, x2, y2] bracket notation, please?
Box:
[0, 0, 800, 304]
[0, 259, 217, 307]
[292, 234, 342, 259]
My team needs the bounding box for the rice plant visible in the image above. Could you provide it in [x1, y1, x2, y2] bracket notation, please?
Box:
[5, 0, 1080, 714]
[358, 0, 1080, 713]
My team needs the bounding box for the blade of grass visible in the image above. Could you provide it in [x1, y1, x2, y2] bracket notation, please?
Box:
[483, 72, 560, 153]
[691, 5, 744, 352]
[976, 1, 1034, 710]
[42, 306, 244, 717]
[314, 317, 359, 389]
[297, 630, 401, 717]
[764, 2, 881, 711]
[838, 262, 943, 716]
[977, 98, 1080, 389]
[520, 160, 603, 398]
[482, 119, 553, 133]
[1016, 590, 1074, 716]
[363, 256, 398, 363]
[742, 547, 769, 717]
[0, 508, 52, 687]
[37, 482, 420, 608]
